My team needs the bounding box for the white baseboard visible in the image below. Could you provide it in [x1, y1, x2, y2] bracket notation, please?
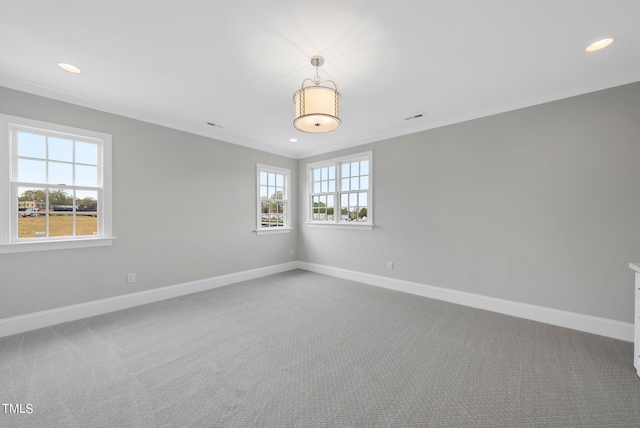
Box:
[0, 262, 298, 338]
[297, 262, 634, 342]
[2, 261, 633, 342]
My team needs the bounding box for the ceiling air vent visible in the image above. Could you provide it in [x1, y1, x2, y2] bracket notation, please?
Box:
[404, 114, 423, 121]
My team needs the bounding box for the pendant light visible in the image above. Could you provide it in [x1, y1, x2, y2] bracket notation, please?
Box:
[293, 56, 341, 133]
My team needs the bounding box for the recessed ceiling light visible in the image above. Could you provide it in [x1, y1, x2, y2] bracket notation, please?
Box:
[58, 63, 81, 74]
[585, 38, 614, 53]
[289, 138, 298, 143]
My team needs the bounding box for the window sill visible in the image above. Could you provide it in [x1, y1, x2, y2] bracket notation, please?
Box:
[0, 237, 116, 254]
[305, 222, 374, 230]
[255, 228, 293, 235]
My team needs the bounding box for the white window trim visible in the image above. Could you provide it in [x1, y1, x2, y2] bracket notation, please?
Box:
[305, 222, 374, 231]
[0, 113, 114, 254]
[305, 151, 374, 230]
[255, 163, 292, 235]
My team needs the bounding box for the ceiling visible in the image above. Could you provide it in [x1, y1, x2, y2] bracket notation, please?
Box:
[1, 1, 639, 159]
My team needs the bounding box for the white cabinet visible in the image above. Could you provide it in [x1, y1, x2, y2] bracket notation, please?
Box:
[636, 325, 640, 377]
[631, 263, 640, 378]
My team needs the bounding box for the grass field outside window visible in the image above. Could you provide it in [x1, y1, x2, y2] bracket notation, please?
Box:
[18, 215, 98, 238]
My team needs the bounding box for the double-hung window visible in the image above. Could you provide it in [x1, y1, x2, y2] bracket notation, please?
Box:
[256, 164, 291, 234]
[307, 151, 373, 229]
[0, 114, 113, 253]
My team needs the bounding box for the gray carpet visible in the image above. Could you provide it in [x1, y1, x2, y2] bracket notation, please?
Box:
[1, 269, 639, 427]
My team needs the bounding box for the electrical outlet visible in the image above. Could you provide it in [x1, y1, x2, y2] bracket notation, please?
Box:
[127, 273, 136, 283]
[387, 261, 394, 270]
[290, 249, 294, 256]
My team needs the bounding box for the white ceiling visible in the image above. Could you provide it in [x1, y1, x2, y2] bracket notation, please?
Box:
[1, 1, 639, 159]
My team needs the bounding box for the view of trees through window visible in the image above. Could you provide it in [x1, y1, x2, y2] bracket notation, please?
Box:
[14, 129, 100, 239]
[259, 168, 287, 228]
[310, 154, 370, 224]
[17, 188, 98, 238]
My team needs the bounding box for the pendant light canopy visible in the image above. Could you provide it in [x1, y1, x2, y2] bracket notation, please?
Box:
[293, 56, 341, 133]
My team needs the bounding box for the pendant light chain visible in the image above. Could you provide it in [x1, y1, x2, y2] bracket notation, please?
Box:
[313, 60, 321, 85]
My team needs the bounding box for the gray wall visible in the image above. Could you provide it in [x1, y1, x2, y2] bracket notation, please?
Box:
[298, 82, 640, 323]
[3, 81, 639, 325]
[0, 86, 297, 319]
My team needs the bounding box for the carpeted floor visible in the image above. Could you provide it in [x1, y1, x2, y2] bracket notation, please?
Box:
[1, 269, 639, 427]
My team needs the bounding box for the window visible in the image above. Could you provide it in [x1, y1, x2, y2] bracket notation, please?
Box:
[256, 164, 291, 234]
[0, 114, 113, 253]
[307, 151, 373, 229]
